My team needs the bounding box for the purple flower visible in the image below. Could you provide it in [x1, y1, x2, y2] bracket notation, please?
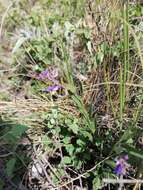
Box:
[43, 85, 61, 92]
[38, 69, 49, 80]
[38, 68, 58, 82]
[114, 155, 129, 175]
[114, 164, 123, 175]
[123, 155, 129, 160]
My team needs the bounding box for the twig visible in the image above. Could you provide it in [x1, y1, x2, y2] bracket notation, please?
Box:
[103, 179, 143, 184]
[33, 146, 56, 188]
[118, 175, 123, 190]
[42, 154, 60, 180]
[0, 152, 13, 157]
[0, 2, 14, 39]
[51, 156, 111, 190]
[37, 159, 55, 187]
[42, 154, 71, 190]
[79, 177, 83, 190]
[85, 81, 143, 91]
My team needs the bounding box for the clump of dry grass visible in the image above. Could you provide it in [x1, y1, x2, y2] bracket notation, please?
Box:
[0, 1, 143, 190]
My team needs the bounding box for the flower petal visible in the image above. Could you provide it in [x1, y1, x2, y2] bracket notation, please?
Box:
[38, 68, 59, 81]
[43, 85, 61, 92]
[114, 164, 123, 175]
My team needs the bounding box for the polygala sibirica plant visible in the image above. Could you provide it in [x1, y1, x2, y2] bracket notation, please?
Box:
[114, 155, 130, 176]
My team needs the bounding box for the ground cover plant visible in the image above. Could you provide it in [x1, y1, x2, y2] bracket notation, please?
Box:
[0, 0, 143, 189]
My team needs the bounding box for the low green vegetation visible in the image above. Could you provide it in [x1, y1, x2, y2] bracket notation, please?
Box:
[0, 0, 143, 189]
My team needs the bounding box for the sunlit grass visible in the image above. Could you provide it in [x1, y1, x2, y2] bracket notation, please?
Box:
[0, 0, 143, 189]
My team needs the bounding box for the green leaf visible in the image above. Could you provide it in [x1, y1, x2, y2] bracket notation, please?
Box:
[50, 118, 55, 125]
[120, 129, 133, 142]
[70, 123, 78, 134]
[75, 147, 82, 153]
[6, 158, 16, 177]
[65, 144, 75, 155]
[83, 28, 91, 39]
[10, 125, 27, 137]
[62, 156, 72, 164]
[63, 137, 71, 144]
[89, 121, 96, 134]
[4, 125, 28, 143]
[81, 130, 93, 141]
[96, 51, 104, 63]
[122, 144, 143, 160]
[126, 138, 133, 144]
[52, 108, 58, 119]
[55, 126, 61, 134]
[105, 160, 115, 168]
[87, 41, 92, 55]
[93, 176, 102, 190]
[76, 139, 85, 146]
[47, 122, 53, 128]
[65, 118, 72, 125]
[42, 135, 51, 146]
[73, 159, 82, 169]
